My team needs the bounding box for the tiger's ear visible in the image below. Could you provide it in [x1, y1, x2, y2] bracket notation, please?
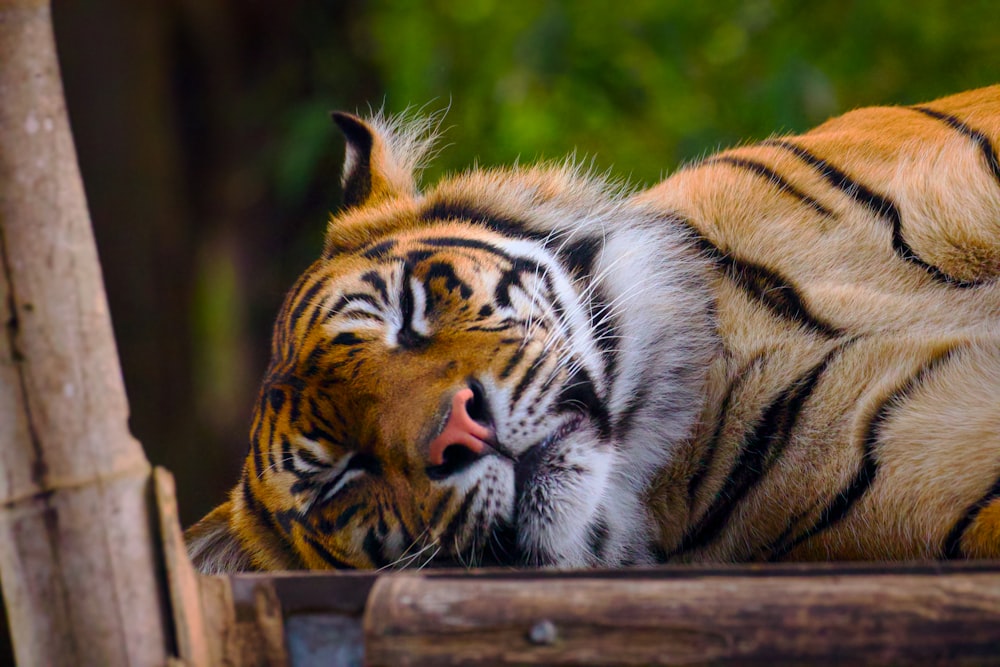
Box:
[184, 500, 254, 574]
[331, 111, 418, 209]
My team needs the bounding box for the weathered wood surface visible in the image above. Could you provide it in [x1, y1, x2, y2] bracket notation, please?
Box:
[197, 569, 375, 667]
[0, 1, 170, 663]
[361, 563, 1000, 666]
[210, 571, 377, 667]
[156, 467, 212, 666]
[195, 573, 301, 666]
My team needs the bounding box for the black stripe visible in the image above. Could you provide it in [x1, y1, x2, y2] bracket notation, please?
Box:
[758, 502, 820, 561]
[439, 483, 480, 546]
[305, 296, 329, 332]
[499, 344, 527, 380]
[360, 271, 389, 303]
[494, 256, 550, 309]
[764, 139, 976, 288]
[420, 236, 514, 262]
[303, 534, 355, 569]
[613, 383, 650, 440]
[299, 424, 341, 447]
[296, 455, 358, 497]
[288, 392, 302, 425]
[273, 274, 318, 362]
[360, 239, 397, 260]
[251, 415, 270, 479]
[273, 507, 299, 538]
[770, 347, 958, 560]
[397, 265, 427, 349]
[362, 527, 389, 568]
[943, 473, 1000, 558]
[330, 292, 382, 317]
[309, 398, 345, 432]
[511, 349, 548, 405]
[588, 284, 619, 382]
[331, 502, 363, 532]
[558, 368, 612, 440]
[376, 506, 389, 539]
[301, 346, 327, 378]
[424, 261, 474, 299]
[673, 345, 844, 555]
[288, 277, 326, 332]
[294, 441, 328, 469]
[466, 322, 517, 333]
[288, 394, 303, 426]
[400, 249, 432, 266]
[421, 202, 551, 244]
[707, 156, 835, 218]
[686, 352, 766, 505]
[241, 478, 288, 544]
[427, 488, 456, 529]
[394, 506, 415, 554]
[280, 435, 300, 476]
[587, 517, 610, 559]
[557, 236, 602, 282]
[266, 416, 279, 475]
[248, 411, 264, 472]
[685, 227, 841, 337]
[911, 106, 1000, 188]
[331, 332, 364, 346]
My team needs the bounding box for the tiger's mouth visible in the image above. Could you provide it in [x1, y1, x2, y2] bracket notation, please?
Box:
[513, 414, 588, 497]
[426, 412, 595, 569]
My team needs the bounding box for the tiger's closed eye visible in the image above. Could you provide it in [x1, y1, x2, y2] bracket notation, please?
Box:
[293, 451, 380, 505]
[345, 452, 381, 475]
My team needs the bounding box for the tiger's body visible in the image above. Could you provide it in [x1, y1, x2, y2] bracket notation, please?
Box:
[188, 86, 1000, 572]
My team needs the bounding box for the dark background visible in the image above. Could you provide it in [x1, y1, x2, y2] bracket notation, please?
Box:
[1, 0, 998, 661]
[50, 0, 1000, 535]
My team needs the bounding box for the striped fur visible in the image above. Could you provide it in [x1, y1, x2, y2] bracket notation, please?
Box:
[187, 86, 1000, 572]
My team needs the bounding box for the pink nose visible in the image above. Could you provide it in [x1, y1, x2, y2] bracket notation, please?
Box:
[428, 388, 493, 465]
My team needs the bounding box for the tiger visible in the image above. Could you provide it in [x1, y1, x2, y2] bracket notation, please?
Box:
[186, 86, 1000, 573]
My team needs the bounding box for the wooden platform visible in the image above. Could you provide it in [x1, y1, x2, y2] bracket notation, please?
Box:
[186, 560, 1000, 666]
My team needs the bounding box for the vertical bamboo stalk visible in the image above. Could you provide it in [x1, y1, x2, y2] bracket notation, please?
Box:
[0, 1, 171, 664]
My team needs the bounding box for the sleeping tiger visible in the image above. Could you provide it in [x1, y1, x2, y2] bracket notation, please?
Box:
[187, 86, 1000, 572]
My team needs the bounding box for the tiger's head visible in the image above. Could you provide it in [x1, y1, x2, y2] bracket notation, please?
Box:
[186, 111, 718, 572]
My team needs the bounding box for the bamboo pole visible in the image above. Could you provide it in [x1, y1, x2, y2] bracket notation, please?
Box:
[0, 1, 172, 664]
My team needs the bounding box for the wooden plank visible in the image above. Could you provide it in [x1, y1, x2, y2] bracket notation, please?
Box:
[195, 574, 295, 666]
[362, 566, 1000, 666]
[230, 578, 290, 667]
[409, 559, 1000, 579]
[243, 570, 379, 616]
[156, 467, 212, 667]
[228, 571, 378, 667]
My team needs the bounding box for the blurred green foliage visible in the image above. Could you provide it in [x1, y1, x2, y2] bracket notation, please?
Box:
[274, 0, 998, 192]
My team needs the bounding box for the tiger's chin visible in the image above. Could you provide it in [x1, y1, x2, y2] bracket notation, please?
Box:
[448, 422, 653, 569]
[513, 426, 612, 566]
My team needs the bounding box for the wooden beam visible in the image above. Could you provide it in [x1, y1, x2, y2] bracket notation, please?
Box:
[358, 563, 1000, 666]
[156, 468, 212, 666]
[0, 1, 171, 663]
[202, 563, 1000, 666]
